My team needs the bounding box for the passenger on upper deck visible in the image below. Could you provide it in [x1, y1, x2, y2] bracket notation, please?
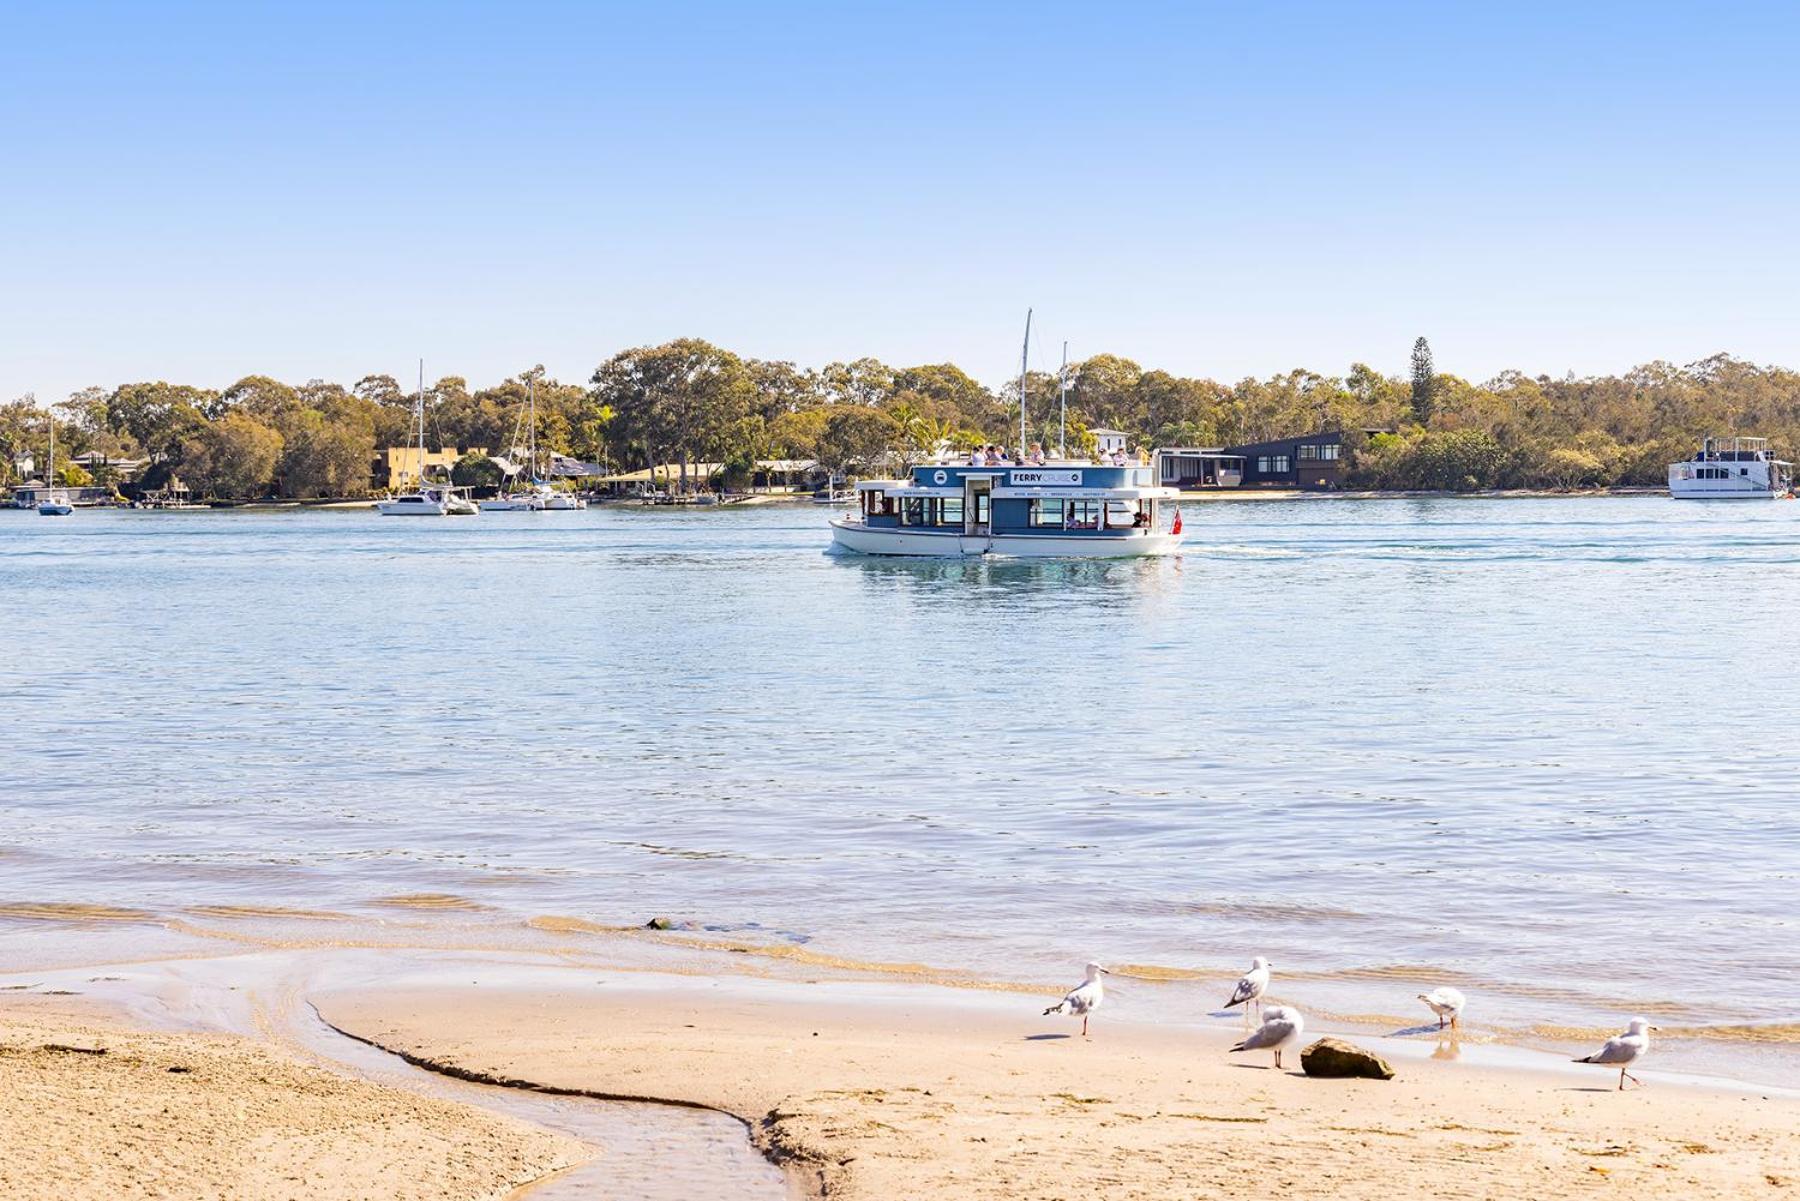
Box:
[968, 446, 985, 466]
[1026, 443, 1045, 465]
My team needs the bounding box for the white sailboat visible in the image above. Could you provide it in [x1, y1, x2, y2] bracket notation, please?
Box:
[37, 411, 72, 516]
[481, 376, 585, 511]
[377, 362, 478, 516]
[481, 376, 545, 511]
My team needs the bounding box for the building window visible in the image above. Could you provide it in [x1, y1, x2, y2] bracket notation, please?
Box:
[1031, 498, 1067, 527]
[1298, 443, 1340, 461]
[1257, 456, 1292, 474]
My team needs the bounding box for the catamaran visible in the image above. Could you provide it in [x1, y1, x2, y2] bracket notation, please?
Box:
[1668, 436, 1792, 499]
[377, 362, 478, 516]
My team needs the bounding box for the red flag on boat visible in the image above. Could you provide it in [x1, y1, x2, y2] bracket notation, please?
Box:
[1171, 507, 1183, 535]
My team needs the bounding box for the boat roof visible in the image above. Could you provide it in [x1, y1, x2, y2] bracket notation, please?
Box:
[857, 463, 1179, 499]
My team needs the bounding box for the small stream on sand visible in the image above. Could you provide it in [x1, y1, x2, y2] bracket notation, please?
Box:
[2, 949, 794, 1201]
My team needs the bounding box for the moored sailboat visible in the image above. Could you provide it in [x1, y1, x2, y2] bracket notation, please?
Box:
[377, 362, 479, 516]
[37, 412, 72, 516]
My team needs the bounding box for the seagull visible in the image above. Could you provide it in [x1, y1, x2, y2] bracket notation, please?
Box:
[1230, 1005, 1305, 1069]
[1574, 1017, 1657, 1090]
[1224, 956, 1271, 1026]
[1418, 986, 1466, 1030]
[1042, 961, 1110, 1037]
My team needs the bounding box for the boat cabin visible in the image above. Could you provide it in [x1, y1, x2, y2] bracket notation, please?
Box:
[854, 464, 1173, 539]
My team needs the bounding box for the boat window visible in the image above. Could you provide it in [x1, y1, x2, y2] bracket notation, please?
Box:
[1065, 499, 1102, 529]
[902, 497, 928, 525]
[938, 498, 963, 526]
[1031, 498, 1066, 527]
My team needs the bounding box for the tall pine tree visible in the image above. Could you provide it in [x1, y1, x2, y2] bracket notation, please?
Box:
[1410, 337, 1436, 425]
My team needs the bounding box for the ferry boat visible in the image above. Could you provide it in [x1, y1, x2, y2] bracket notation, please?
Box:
[829, 462, 1183, 557]
[1668, 436, 1792, 499]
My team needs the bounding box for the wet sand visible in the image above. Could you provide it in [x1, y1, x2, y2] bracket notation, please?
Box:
[315, 969, 1800, 1201]
[0, 995, 586, 1200]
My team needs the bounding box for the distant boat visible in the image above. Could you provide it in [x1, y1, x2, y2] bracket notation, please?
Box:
[1668, 436, 1792, 499]
[37, 412, 72, 516]
[378, 361, 478, 516]
[480, 377, 585, 511]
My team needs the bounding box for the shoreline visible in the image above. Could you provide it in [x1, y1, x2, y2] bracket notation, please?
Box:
[0, 486, 1700, 513]
[3, 906, 1795, 1091]
[4, 944, 1797, 1200]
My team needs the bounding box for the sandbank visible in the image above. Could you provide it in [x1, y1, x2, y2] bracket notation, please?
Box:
[314, 969, 1800, 1200]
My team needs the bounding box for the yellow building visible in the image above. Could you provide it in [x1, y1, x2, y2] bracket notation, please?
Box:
[376, 446, 488, 491]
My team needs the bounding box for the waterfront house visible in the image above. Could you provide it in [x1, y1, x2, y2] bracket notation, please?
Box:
[1228, 432, 1345, 489]
[11, 481, 114, 508]
[374, 446, 489, 491]
[1153, 448, 1245, 490]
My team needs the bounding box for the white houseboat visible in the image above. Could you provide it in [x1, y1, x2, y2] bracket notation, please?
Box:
[830, 463, 1183, 557]
[1668, 436, 1792, 499]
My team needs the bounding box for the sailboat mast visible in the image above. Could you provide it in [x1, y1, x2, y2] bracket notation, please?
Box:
[1059, 341, 1068, 461]
[416, 359, 426, 489]
[1018, 308, 1032, 457]
[528, 375, 536, 482]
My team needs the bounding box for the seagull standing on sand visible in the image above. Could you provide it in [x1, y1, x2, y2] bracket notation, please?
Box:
[1575, 1017, 1657, 1090]
[1223, 956, 1271, 1026]
[1042, 961, 1110, 1037]
[1418, 986, 1466, 1030]
[1230, 1005, 1305, 1069]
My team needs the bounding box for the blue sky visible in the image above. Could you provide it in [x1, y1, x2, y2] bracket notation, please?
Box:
[4, 1, 1799, 401]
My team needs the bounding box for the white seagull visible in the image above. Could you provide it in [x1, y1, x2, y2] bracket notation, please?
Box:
[1042, 961, 1110, 1037]
[1230, 1005, 1305, 1069]
[1574, 1017, 1657, 1090]
[1418, 986, 1466, 1030]
[1223, 956, 1271, 1025]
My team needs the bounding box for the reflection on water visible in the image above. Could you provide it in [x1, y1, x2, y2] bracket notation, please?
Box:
[3, 497, 1799, 1083]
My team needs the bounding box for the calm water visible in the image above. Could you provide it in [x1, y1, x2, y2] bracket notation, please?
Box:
[2, 498, 1797, 1076]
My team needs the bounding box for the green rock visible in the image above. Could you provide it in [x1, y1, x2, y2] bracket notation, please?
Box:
[1300, 1037, 1395, 1080]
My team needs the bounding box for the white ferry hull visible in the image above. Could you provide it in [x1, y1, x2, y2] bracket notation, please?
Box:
[830, 518, 1181, 558]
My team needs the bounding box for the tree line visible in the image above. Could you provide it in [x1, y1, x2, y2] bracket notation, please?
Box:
[5, 339, 1800, 497]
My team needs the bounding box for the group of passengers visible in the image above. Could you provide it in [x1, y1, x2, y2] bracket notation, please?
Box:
[968, 444, 1050, 466]
[965, 443, 1135, 467]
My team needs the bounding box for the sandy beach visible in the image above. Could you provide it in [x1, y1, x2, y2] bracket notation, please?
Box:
[0, 994, 587, 1201]
[304, 969, 1800, 1201]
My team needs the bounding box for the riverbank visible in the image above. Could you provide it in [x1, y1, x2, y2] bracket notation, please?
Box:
[0, 993, 586, 1200]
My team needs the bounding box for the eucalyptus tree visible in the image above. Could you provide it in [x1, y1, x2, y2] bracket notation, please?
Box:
[590, 338, 755, 491]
